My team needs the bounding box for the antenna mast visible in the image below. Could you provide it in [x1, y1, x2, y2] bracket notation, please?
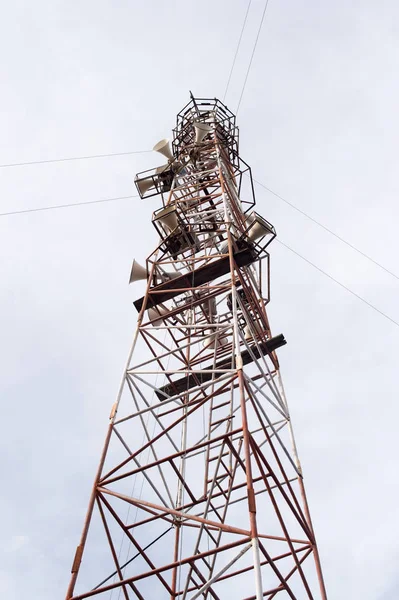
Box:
[65, 96, 328, 599]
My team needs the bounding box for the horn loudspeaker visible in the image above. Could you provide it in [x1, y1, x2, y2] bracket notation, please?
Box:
[154, 206, 179, 232]
[147, 305, 169, 326]
[194, 122, 212, 144]
[129, 259, 147, 284]
[246, 212, 272, 242]
[136, 178, 155, 196]
[153, 138, 173, 161]
[202, 296, 217, 317]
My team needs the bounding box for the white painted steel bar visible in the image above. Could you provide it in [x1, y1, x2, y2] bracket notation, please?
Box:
[187, 542, 252, 600]
[252, 537, 264, 600]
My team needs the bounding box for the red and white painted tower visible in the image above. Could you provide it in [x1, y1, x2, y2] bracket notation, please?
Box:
[65, 95, 328, 600]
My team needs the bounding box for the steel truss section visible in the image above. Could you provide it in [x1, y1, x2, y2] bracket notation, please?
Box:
[65, 96, 328, 600]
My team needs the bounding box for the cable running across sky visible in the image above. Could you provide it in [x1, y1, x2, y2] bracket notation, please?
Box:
[236, 0, 270, 113]
[0, 149, 151, 169]
[223, 0, 252, 102]
[277, 240, 399, 329]
[1, 182, 397, 330]
[255, 179, 399, 282]
[0, 195, 138, 217]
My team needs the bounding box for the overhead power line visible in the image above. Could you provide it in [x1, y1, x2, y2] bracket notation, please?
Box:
[255, 179, 399, 281]
[2, 153, 397, 286]
[236, 0, 270, 114]
[223, 0, 253, 102]
[1, 182, 398, 331]
[0, 149, 151, 169]
[2, 187, 398, 332]
[277, 239, 399, 328]
[0, 194, 138, 217]
[0, 142, 396, 329]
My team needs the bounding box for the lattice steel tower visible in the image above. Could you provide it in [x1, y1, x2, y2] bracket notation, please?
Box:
[65, 96, 328, 600]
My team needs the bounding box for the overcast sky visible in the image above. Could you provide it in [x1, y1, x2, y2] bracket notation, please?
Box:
[1, 1, 399, 598]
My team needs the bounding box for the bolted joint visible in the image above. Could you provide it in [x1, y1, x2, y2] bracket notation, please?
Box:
[248, 488, 256, 513]
[71, 544, 83, 574]
[109, 403, 117, 420]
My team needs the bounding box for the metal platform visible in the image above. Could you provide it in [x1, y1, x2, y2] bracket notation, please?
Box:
[156, 333, 287, 400]
[134, 244, 258, 312]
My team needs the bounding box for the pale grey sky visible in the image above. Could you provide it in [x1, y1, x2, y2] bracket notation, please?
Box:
[1, 1, 399, 598]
